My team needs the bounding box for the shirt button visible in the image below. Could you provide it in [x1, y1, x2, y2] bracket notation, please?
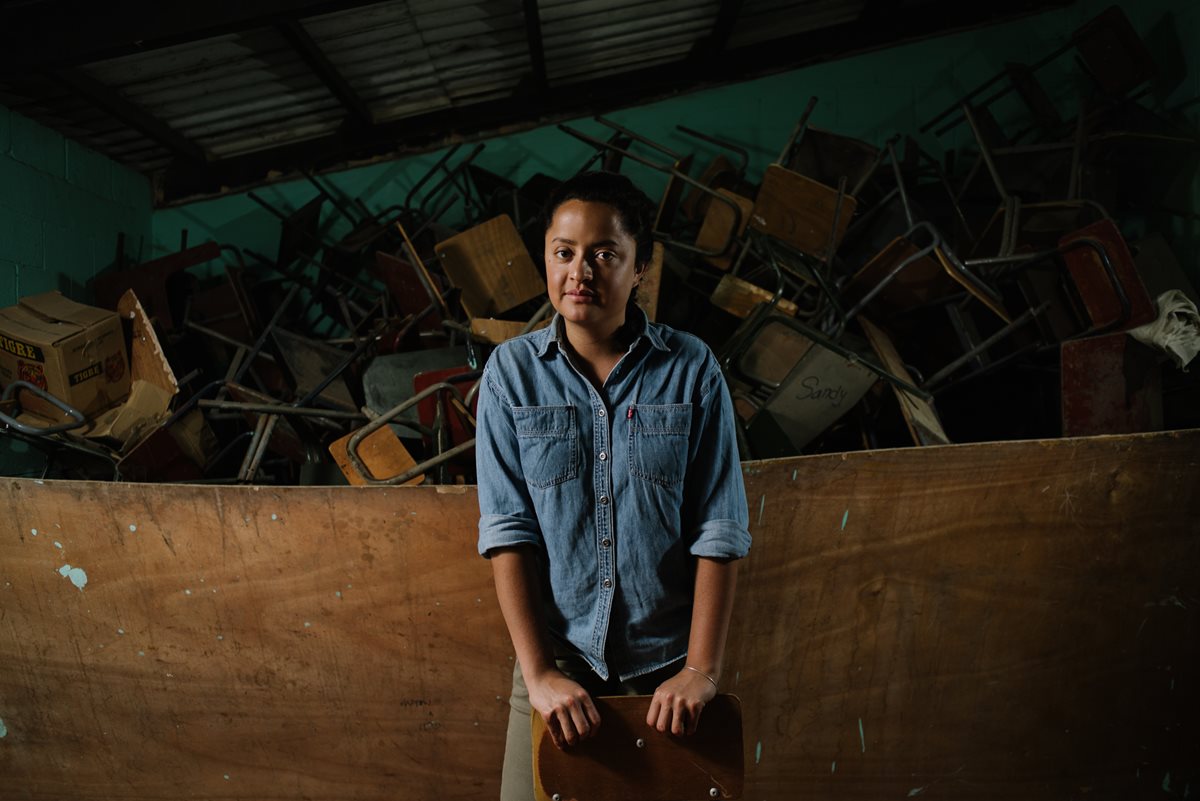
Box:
[599, 495, 609, 505]
[602, 578, 612, 588]
[602, 538, 612, 548]
[599, 452, 608, 461]
[598, 408, 606, 417]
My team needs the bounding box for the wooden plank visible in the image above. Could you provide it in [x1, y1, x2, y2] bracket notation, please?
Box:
[639, 242, 665, 323]
[0, 431, 1198, 799]
[858, 316, 950, 446]
[710, 274, 798, 319]
[434, 215, 546, 319]
[533, 695, 744, 801]
[469, 318, 550, 346]
[731, 433, 1199, 800]
[750, 164, 857, 257]
[0, 480, 504, 798]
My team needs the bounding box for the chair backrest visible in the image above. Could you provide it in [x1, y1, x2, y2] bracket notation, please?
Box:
[532, 694, 745, 801]
[750, 165, 857, 259]
[434, 215, 545, 319]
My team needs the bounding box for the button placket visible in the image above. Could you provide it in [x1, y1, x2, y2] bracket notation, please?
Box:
[593, 396, 614, 593]
[589, 392, 616, 658]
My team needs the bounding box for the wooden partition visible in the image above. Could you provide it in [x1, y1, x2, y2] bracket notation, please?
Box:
[1, 431, 1197, 799]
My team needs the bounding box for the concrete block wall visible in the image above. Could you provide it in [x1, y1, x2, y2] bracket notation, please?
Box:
[0, 103, 153, 476]
[0, 103, 153, 310]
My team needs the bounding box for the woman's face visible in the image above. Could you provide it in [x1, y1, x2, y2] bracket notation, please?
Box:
[544, 199, 644, 334]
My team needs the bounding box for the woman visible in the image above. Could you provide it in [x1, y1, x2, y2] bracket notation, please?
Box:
[475, 171, 751, 800]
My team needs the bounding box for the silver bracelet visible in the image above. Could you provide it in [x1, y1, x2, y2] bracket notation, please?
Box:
[685, 665, 719, 691]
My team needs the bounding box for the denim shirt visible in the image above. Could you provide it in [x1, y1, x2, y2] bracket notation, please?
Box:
[476, 309, 751, 681]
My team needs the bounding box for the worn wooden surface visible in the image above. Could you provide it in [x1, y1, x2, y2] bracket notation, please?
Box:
[1, 431, 1197, 799]
[710, 274, 799, 319]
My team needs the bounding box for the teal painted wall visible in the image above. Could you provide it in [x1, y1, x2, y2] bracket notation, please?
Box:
[0, 104, 153, 307]
[0, 103, 153, 475]
[152, 0, 1199, 281]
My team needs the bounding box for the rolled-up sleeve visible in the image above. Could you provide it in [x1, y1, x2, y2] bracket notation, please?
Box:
[475, 366, 543, 557]
[683, 361, 752, 559]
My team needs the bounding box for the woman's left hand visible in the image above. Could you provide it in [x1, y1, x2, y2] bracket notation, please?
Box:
[645, 666, 718, 736]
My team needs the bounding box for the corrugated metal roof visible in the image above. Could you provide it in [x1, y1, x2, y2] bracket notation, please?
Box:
[540, 0, 718, 84]
[2, 0, 1052, 199]
[305, 0, 532, 123]
[81, 27, 341, 161]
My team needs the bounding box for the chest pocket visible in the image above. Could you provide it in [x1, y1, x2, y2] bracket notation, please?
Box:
[629, 403, 692, 488]
[513, 405, 578, 488]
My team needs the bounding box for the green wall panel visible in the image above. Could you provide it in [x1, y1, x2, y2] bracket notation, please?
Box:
[9, 110, 65, 180]
[65, 139, 114, 200]
[0, 105, 152, 300]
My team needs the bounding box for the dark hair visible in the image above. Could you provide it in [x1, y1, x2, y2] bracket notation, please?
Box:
[541, 171, 656, 266]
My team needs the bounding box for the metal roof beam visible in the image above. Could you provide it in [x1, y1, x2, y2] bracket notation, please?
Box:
[522, 0, 549, 92]
[688, 0, 744, 68]
[276, 20, 374, 128]
[157, 0, 1072, 203]
[53, 68, 207, 165]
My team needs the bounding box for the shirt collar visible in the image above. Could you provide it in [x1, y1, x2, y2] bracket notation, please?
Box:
[534, 306, 671, 358]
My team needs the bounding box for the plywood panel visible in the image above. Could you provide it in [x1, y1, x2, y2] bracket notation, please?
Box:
[731, 432, 1198, 800]
[1, 430, 1197, 799]
[638, 242, 665, 323]
[0, 482, 510, 799]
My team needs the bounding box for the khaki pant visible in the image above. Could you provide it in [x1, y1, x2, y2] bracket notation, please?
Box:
[500, 654, 679, 801]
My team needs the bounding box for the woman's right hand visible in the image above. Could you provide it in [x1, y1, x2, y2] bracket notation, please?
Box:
[526, 669, 602, 750]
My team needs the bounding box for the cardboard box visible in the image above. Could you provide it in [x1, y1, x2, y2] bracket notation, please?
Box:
[0, 291, 130, 420]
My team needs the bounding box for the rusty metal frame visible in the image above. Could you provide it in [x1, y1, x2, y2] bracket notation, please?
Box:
[0, 382, 88, 436]
[557, 123, 745, 259]
[345, 379, 480, 486]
